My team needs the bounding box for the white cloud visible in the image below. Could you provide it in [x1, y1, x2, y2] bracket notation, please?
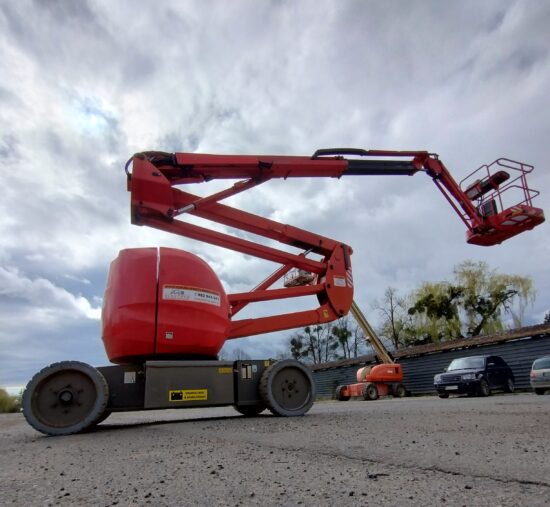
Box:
[64, 274, 92, 285]
[1, 0, 549, 386]
[0, 267, 101, 324]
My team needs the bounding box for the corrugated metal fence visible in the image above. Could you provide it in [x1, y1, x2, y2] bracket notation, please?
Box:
[312, 326, 550, 398]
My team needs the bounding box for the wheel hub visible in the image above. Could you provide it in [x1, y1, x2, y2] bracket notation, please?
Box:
[272, 369, 310, 410]
[282, 379, 298, 398]
[58, 389, 74, 405]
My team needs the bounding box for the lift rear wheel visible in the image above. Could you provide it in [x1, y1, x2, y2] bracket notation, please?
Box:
[22, 361, 109, 436]
[335, 385, 350, 401]
[259, 360, 315, 416]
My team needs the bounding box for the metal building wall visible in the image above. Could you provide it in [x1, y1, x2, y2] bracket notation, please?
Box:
[312, 333, 550, 398]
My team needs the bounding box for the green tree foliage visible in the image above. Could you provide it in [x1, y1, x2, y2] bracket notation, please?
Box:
[288, 261, 534, 358]
[0, 389, 21, 413]
[454, 261, 534, 336]
[408, 282, 463, 343]
[380, 261, 535, 346]
[544, 311, 550, 325]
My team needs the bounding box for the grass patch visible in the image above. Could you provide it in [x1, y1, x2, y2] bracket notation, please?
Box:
[0, 389, 21, 413]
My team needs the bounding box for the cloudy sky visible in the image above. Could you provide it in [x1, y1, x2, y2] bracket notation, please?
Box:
[1, 0, 549, 390]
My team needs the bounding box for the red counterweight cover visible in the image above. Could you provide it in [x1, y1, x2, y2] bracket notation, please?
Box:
[102, 247, 230, 363]
[102, 248, 158, 363]
[155, 247, 230, 358]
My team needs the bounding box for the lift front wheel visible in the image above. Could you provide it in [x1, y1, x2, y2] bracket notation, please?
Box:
[259, 360, 315, 416]
[22, 361, 109, 436]
[393, 383, 407, 398]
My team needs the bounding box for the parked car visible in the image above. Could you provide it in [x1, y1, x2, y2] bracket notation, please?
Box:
[530, 356, 550, 395]
[434, 355, 515, 398]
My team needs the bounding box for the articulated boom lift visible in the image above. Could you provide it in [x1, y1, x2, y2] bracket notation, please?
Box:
[333, 302, 407, 402]
[22, 148, 544, 435]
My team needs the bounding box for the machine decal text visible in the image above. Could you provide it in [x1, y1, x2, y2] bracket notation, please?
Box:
[162, 285, 221, 306]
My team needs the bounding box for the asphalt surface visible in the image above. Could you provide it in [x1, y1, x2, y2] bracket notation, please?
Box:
[1, 393, 549, 506]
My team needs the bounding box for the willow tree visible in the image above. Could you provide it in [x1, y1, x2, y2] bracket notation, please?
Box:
[407, 282, 463, 343]
[454, 260, 534, 336]
[389, 260, 535, 344]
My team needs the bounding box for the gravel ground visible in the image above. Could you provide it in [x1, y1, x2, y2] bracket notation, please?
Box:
[1, 393, 549, 506]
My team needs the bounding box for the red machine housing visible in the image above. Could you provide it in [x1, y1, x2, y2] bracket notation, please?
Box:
[102, 247, 230, 363]
[356, 364, 404, 384]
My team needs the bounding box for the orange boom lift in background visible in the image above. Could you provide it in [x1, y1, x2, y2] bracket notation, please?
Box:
[22, 148, 544, 435]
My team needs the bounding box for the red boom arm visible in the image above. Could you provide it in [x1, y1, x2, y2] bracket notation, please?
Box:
[127, 148, 544, 339]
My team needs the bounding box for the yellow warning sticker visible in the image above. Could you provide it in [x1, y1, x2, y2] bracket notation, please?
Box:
[169, 389, 208, 402]
[264, 360, 270, 367]
[218, 367, 233, 374]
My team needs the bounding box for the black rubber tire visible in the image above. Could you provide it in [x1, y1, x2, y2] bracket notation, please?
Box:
[362, 383, 379, 401]
[335, 385, 350, 401]
[233, 404, 266, 416]
[393, 384, 406, 398]
[22, 361, 109, 436]
[503, 378, 515, 394]
[534, 388, 546, 395]
[438, 393, 449, 399]
[94, 410, 112, 425]
[478, 378, 491, 397]
[259, 360, 315, 417]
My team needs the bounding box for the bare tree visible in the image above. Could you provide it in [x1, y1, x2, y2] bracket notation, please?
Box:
[220, 347, 251, 361]
[374, 287, 411, 349]
[287, 317, 368, 363]
[330, 316, 368, 359]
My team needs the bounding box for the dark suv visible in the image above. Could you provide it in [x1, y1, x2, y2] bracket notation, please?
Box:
[434, 355, 515, 398]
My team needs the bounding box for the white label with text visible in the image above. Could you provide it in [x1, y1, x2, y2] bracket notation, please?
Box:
[163, 285, 221, 307]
